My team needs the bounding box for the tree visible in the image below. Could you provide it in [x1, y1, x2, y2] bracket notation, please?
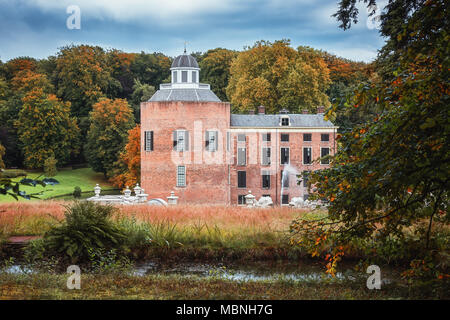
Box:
[0, 142, 5, 169]
[55, 45, 112, 119]
[109, 124, 141, 188]
[130, 80, 155, 123]
[15, 88, 80, 169]
[130, 52, 171, 89]
[291, 0, 449, 278]
[226, 40, 331, 114]
[199, 48, 238, 101]
[85, 98, 135, 178]
[43, 156, 58, 177]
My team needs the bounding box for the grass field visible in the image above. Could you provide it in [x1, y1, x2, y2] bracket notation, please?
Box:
[0, 168, 115, 203]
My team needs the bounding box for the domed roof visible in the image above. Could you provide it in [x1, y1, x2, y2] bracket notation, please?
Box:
[171, 52, 199, 68]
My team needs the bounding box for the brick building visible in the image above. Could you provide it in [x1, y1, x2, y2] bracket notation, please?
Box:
[141, 51, 337, 205]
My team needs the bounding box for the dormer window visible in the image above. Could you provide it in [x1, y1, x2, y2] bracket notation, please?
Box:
[281, 116, 290, 126]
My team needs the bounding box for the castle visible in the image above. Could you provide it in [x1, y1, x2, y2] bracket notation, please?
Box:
[140, 51, 337, 205]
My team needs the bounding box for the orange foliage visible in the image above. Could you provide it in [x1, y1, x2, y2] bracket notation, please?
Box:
[110, 124, 141, 188]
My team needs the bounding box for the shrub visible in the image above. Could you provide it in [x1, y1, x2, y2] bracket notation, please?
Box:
[43, 201, 127, 263]
[73, 186, 82, 198]
[0, 169, 27, 178]
[43, 156, 58, 177]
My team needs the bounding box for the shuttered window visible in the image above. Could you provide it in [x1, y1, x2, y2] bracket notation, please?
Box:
[237, 171, 246, 188]
[173, 130, 189, 151]
[144, 131, 153, 151]
[205, 130, 218, 152]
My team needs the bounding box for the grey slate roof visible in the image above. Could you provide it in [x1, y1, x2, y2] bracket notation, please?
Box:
[171, 54, 199, 68]
[149, 88, 221, 102]
[230, 114, 335, 128]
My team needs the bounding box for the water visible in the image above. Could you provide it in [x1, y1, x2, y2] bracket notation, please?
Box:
[1, 261, 394, 285]
[132, 261, 370, 283]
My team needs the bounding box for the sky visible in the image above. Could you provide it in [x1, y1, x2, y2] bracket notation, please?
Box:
[0, 0, 387, 63]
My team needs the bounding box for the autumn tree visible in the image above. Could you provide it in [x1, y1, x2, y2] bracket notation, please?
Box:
[291, 0, 449, 278]
[15, 88, 80, 169]
[85, 98, 135, 177]
[199, 48, 238, 101]
[110, 124, 141, 188]
[227, 40, 331, 114]
[55, 45, 112, 119]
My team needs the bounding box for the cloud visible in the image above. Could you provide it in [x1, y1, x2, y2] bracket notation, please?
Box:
[27, 0, 242, 25]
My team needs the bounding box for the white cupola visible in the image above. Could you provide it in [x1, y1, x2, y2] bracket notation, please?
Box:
[170, 49, 201, 88]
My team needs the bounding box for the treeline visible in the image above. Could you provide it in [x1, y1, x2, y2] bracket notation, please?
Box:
[0, 40, 374, 187]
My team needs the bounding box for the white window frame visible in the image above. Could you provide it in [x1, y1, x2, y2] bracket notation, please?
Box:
[237, 147, 246, 166]
[176, 130, 186, 152]
[320, 147, 330, 165]
[303, 147, 312, 165]
[261, 147, 271, 166]
[280, 147, 290, 165]
[144, 131, 153, 151]
[176, 165, 186, 187]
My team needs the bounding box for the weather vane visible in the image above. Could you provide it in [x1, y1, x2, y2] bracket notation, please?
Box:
[184, 41, 188, 54]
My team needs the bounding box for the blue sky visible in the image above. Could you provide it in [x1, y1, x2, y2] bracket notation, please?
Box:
[0, 0, 386, 62]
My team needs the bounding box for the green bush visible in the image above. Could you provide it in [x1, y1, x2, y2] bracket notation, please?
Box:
[43, 201, 127, 263]
[73, 186, 82, 198]
[0, 169, 27, 178]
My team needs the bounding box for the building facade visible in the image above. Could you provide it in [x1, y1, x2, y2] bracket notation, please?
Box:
[141, 51, 337, 205]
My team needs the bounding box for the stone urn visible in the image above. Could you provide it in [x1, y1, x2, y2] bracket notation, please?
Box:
[94, 184, 101, 198]
[124, 186, 131, 198]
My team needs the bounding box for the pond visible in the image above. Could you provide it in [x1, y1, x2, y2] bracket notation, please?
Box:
[2, 260, 396, 285]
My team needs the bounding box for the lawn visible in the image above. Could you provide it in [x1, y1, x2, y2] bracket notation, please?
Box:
[0, 167, 115, 203]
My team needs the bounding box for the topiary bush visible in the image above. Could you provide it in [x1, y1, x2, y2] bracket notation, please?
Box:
[43, 201, 127, 263]
[73, 186, 82, 198]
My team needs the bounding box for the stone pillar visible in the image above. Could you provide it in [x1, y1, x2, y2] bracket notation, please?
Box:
[245, 190, 256, 207]
[167, 191, 178, 205]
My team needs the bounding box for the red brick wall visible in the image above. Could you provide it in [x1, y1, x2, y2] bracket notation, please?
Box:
[229, 130, 336, 205]
[140, 101, 231, 205]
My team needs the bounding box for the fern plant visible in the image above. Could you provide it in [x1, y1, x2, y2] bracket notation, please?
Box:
[43, 201, 127, 263]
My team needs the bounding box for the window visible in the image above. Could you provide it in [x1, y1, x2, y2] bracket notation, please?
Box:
[237, 147, 246, 166]
[237, 171, 246, 188]
[303, 147, 312, 164]
[144, 131, 153, 151]
[262, 133, 271, 142]
[302, 171, 310, 187]
[192, 71, 197, 83]
[237, 134, 246, 142]
[321, 147, 330, 164]
[181, 71, 188, 82]
[177, 166, 186, 187]
[205, 130, 218, 152]
[172, 71, 177, 83]
[281, 117, 289, 126]
[282, 194, 289, 205]
[262, 171, 270, 189]
[280, 134, 289, 142]
[281, 170, 289, 188]
[303, 133, 312, 142]
[238, 195, 246, 205]
[261, 147, 271, 165]
[173, 130, 189, 151]
[321, 134, 329, 142]
[281, 147, 289, 165]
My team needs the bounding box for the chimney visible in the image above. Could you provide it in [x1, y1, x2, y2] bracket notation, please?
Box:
[258, 105, 265, 115]
[317, 106, 325, 114]
[248, 109, 255, 115]
[302, 109, 309, 114]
